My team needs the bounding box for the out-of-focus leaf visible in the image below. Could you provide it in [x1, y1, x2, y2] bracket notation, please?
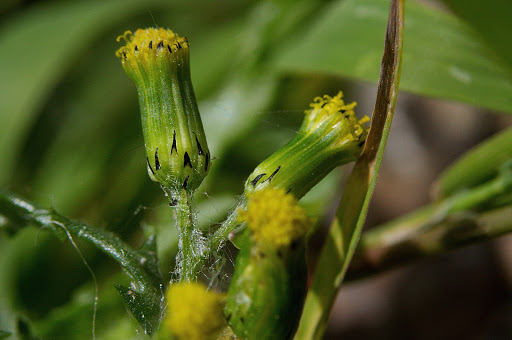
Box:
[349, 202, 512, 280]
[434, 126, 512, 199]
[271, 0, 512, 114]
[201, 0, 327, 165]
[28, 44, 144, 217]
[201, 75, 278, 162]
[190, 20, 247, 99]
[0, 330, 10, 339]
[32, 276, 136, 339]
[0, 0, 165, 185]
[441, 0, 512, 70]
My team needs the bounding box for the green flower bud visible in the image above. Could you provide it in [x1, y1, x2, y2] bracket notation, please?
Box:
[245, 92, 369, 199]
[116, 28, 210, 195]
[225, 189, 310, 340]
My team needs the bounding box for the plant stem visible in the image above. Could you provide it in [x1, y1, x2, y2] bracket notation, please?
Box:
[348, 203, 512, 280]
[170, 188, 200, 282]
[210, 202, 245, 250]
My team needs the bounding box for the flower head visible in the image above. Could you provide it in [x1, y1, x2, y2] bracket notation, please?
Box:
[116, 28, 209, 196]
[226, 188, 309, 339]
[239, 188, 310, 249]
[244, 91, 369, 199]
[164, 282, 226, 340]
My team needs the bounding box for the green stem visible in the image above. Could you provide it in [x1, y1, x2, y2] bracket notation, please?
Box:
[210, 201, 245, 250]
[349, 164, 512, 279]
[349, 203, 512, 280]
[170, 188, 199, 282]
[182, 200, 244, 281]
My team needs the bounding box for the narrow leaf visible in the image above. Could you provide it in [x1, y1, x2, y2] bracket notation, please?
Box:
[296, 0, 404, 338]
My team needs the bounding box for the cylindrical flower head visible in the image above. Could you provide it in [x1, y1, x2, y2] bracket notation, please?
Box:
[116, 28, 210, 194]
[225, 189, 310, 340]
[244, 92, 369, 199]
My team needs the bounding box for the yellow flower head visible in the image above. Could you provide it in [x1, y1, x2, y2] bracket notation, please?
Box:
[164, 283, 226, 340]
[304, 91, 370, 148]
[239, 188, 310, 249]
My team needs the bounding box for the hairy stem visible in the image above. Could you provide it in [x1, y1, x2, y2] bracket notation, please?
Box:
[170, 188, 200, 282]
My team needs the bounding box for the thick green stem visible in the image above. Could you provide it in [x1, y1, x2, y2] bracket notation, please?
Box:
[181, 200, 244, 281]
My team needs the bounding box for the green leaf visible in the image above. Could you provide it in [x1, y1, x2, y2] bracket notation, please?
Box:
[296, 0, 404, 338]
[0, 330, 11, 339]
[0, 0, 165, 185]
[0, 191, 164, 334]
[114, 284, 162, 336]
[271, 0, 512, 114]
[32, 276, 137, 339]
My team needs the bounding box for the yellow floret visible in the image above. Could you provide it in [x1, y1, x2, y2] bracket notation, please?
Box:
[164, 283, 226, 340]
[239, 188, 310, 248]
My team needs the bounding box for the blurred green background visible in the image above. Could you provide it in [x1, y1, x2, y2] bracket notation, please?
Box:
[1, 0, 512, 338]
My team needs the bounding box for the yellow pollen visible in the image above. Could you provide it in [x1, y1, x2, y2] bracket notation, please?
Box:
[306, 91, 370, 144]
[239, 188, 310, 249]
[165, 283, 225, 340]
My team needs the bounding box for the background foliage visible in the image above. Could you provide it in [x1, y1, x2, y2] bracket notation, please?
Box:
[1, 0, 511, 338]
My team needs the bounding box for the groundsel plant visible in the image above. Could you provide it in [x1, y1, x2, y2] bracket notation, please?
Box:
[0, 1, 405, 339]
[5, 0, 512, 338]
